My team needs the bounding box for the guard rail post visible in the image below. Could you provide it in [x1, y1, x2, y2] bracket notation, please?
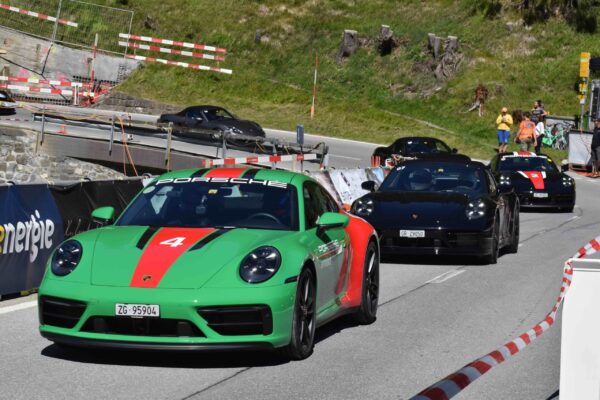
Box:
[108, 115, 115, 155]
[40, 108, 46, 145]
[165, 122, 173, 171]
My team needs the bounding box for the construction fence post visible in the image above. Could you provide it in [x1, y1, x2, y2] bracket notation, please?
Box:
[222, 129, 228, 160]
[51, 0, 62, 43]
[271, 140, 278, 169]
[40, 108, 46, 144]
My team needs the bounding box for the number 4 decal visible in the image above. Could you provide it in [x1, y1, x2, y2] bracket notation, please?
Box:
[160, 237, 186, 248]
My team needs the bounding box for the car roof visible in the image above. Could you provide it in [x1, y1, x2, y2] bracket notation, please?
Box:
[394, 158, 486, 169]
[154, 167, 307, 185]
[497, 151, 549, 158]
[186, 105, 226, 111]
[394, 136, 446, 143]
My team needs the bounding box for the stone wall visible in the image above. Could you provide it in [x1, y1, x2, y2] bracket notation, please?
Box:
[0, 127, 125, 185]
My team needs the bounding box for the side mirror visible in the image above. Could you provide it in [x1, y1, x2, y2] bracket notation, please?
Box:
[316, 212, 349, 236]
[452, 148, 458, 154]
[92, 206, 115, 226]
[361, 181, 376, 192]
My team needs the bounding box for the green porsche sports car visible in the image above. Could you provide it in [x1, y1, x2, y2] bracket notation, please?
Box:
[39, 167, 379, 359]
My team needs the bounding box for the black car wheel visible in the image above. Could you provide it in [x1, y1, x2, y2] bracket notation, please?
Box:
[507, 205, 520, 254]
[485, 217, 500, 265]
[353, 241, 379, 325]
[283, 267, 316, 360]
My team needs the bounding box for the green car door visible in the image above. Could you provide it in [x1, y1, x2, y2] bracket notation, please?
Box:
[301, 180, 349, 319]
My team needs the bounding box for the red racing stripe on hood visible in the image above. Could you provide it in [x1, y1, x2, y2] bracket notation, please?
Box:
[205, 168, 247, 178]
[519, 170, 545, 190]
[130, 227, 215, 288]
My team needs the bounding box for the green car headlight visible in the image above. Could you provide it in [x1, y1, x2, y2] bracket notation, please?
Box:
[239, 246, 281, 283]
[51, 240, 83, 276]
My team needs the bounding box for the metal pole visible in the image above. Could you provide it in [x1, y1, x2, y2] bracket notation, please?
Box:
[271, 139, 278, 169]
[108, 115, 115, 155]
[222, 129, 228, 160]
[124, 11, 134, 58]
[165, 122, 173, 170]
[51, 0, 62, 43]
[40, 108, 46, 144]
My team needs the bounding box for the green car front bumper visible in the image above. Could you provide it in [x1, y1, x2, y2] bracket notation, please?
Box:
[39, 278, 297, 351]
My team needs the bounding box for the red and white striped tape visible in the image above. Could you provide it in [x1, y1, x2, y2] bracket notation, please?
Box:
[125, 54, 232, 75]
[410, 234, 600, 400]
[0, 84, 95, 97]
[200, 153, 318, 167]
[118, 42, 225, 61]
[0, 76, 92, 88]
[119, 33, 227, 54]
[0, 3, 77, 27]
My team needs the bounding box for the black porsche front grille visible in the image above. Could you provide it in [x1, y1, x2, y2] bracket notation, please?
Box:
[39, 296, 87, 329]
[81, 317, 205, 337]
[197, 305, 273, 336]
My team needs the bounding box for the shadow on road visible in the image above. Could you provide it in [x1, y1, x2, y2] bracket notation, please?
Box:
[381, 253, 494, 266]
[40, 315, 361, 368]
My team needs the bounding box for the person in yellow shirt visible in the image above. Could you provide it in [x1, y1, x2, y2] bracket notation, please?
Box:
[496, 107, 513, 153]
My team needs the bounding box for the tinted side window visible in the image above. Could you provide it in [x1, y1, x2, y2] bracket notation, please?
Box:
[486, 170, 498, 194]
[318, 186, 340, 213]
[303, 182, 329, 229]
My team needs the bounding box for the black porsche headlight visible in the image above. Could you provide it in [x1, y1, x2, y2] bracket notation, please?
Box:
[465, 199, 486, 220]
[51, 240, 83, 276]
[562, 176, 574, 187]
[239, 246, 281, 283]
[354, 198, 374, 217]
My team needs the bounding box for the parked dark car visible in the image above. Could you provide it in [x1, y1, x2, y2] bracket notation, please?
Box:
[489, 152, 575, 212]
[158, 105, 266, 139]
[372, 136, 468, 167]
[351, 159, 519, 264]
[0, 90, 17, 114]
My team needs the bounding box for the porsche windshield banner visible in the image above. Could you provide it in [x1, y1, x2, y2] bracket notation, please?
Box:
[0, 185, 63, 296]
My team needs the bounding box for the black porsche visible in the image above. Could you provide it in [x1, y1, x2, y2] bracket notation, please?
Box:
[489, 152, 576, 212]
[351, 159, 519, 264]
[158, 105, 266, 138]
[372, 136, 468, 167]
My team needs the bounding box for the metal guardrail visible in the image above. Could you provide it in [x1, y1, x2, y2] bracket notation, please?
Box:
[21, 103, 329, 172]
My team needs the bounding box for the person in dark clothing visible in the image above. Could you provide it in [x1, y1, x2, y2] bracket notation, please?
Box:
[592, 118, 600, 177]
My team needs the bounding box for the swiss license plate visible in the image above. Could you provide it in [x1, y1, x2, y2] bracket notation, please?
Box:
[533, 193, 549, 198]
[115, 303, 160, 318]
[400, 230, 425, 238]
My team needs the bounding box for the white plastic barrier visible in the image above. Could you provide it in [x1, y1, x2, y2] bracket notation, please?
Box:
[560, 257, 600, 399]
[568, 131, 593, 166]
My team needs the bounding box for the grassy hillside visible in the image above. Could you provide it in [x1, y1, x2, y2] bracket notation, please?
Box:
[93, 0, 600, 161]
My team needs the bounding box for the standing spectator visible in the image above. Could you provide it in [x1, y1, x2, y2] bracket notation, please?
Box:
[531, 100, 547, 124]
[535, 115, 545, 154]
[515, 112, 537, 151]
[495, 107, 513, 153]
[591, 118, 600, 177]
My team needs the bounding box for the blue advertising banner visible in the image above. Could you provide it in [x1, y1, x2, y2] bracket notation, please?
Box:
[0, 185, 64, 296]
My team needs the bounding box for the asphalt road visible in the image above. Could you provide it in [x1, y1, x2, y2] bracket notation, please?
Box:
[1, 173, 598, 399]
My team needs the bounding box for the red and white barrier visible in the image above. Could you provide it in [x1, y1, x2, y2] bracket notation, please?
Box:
[125, 54, 232, 75]
[410, 234, 600, 400]
[119, 33, 226, 54]
[0, 84, 95, 97]
[200, 153, 318, 167]
[118, 42, 225, 61]
[0, 3, 78, 27]
[0, 76, 92, 88]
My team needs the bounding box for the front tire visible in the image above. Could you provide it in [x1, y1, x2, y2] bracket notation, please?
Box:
[353, 241, 379, 325]
[484, 218, 500, 264]
[282, 267, 316, 360]
[506, 205, 520, 254]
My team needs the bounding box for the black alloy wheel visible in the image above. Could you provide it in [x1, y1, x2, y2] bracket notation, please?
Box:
[354, 241, 379, 324]
[485, 217, 500, 265]
[283, 268, 316, 360]
[507, 205, 520, 254]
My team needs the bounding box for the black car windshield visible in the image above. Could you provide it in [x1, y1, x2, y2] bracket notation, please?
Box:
[117, 178, 298, 231]
[380, 163, 487, 194]
[498, 156, 558, 172]
[202, 108, 235, 121]
[403, 139, 450, 154]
